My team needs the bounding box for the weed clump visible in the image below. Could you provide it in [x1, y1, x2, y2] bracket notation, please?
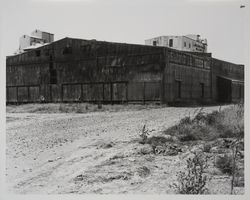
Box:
[138, 124, 150, 144]
[171, 152, 209, 194]
[215, 154, 234, 175]
[164, 103, 244, 142]
[203, 143, 212, 153]
[138, 124, 180, 156]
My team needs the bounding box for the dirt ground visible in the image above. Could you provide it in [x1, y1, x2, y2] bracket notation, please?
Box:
[6, 104, 243, 194]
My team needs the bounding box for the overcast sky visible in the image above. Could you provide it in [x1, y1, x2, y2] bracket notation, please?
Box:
[0, 0, 249, 64]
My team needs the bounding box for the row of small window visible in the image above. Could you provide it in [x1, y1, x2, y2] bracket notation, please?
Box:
[170, 52, 208, 68]
[33, 46, 73, 57]
[152, 39, 192, 49]
[34, 49, 50, 57]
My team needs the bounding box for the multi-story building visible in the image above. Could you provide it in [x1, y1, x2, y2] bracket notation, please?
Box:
[31, 29, 54, 44]
[17, 29, 54, 54]
[145, 34, 207, 53]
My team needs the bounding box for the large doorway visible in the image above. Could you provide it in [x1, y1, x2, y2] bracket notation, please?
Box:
[217, 76, 232, 103]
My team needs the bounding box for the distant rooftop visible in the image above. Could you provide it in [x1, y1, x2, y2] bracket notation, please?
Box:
[16, 29, 54, 55]
[23, 43, 49, 50]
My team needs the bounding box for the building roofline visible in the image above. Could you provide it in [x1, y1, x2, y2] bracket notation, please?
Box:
[7, 37, 67, 58]
[183, 36, 207, 45]
[33, 29, 54, 35]
[5, 36, 212, 59]
[7, 37, 243, 66]
[212, 57, 244, 67]
[41, 31, 54, 35]
[29, 36, 44, 39]
[145, 35, 207, 46]
[144, 35, 182, 41]
[217, 75, 244, 83]
[20, 34, 44, 39]
[181, 51, 212, 57]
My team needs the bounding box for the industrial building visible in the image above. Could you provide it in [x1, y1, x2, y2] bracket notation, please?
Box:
[17, 29, 54, 54]
[145, 34, 207, 53]
[6, 34, 244, 104]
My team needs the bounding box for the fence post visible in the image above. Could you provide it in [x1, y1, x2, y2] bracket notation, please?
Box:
[61, 84, 64, 102]
[50, 84, 52, 102]
[102, 83, 105, 103]
[110, 82, 113, 105]
[27, 86, 30, 103]
[80, 83, 83, 102]
[39, 85, 41, 103]
[16, 87, 18, 103]
[126, 82, 128, 103]
[143, 82, 146, 104]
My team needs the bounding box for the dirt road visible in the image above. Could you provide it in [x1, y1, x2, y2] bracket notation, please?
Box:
[6, 105, 232, 194]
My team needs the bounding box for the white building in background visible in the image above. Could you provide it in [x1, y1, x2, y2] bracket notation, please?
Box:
[16, 29, 54, 54]
[31, 29, 54, 44]
[145, 34, 207, 53]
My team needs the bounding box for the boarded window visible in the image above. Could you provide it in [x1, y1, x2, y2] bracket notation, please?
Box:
[80, 45, 91, 53]
[184, 42, 186, 47]
[62, 46, 72, 54]
[35, 50, 41, 57]
[44, 49, 50, 56]
[200, 83, 205, 98]
[49, 60, 57, 84]
[50, 69, 57, 84]
[169, 39, 173, 47]
[175, 69, 181, 80]
[195, 58, 204, 68]
[176, 80, 181, 98]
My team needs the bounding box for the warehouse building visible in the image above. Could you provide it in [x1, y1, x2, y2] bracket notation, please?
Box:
[6, 36, 244, 104]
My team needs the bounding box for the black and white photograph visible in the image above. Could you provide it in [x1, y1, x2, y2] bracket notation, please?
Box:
[0, 0, 249, 198]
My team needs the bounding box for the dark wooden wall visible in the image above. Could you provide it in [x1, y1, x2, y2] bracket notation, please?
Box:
[6, 38, 244, 104]
[163, 49, 212, 103]
[211, 58, 244, 102]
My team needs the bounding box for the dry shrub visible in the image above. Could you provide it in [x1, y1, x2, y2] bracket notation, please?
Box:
[138, 125, 178, 155]
[136, 166, 150, 177]
[145, 136, 174, 146]
[174, 123, 216, 142]
[179, 116, 192, 125]
[215, 154, 234, 175]
[164, 103, 244, 142]
[203, 143, 212, 153]
[193, 110, 219, 126]
[138, 124, 150, 144]
[171, 152, 209, 194]
[216, 103, 244, 139]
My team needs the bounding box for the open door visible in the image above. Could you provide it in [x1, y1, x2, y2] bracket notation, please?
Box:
[217, 76, 232, 103]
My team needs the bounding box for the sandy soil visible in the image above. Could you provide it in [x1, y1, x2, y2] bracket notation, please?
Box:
[6, 104, 242, 194]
